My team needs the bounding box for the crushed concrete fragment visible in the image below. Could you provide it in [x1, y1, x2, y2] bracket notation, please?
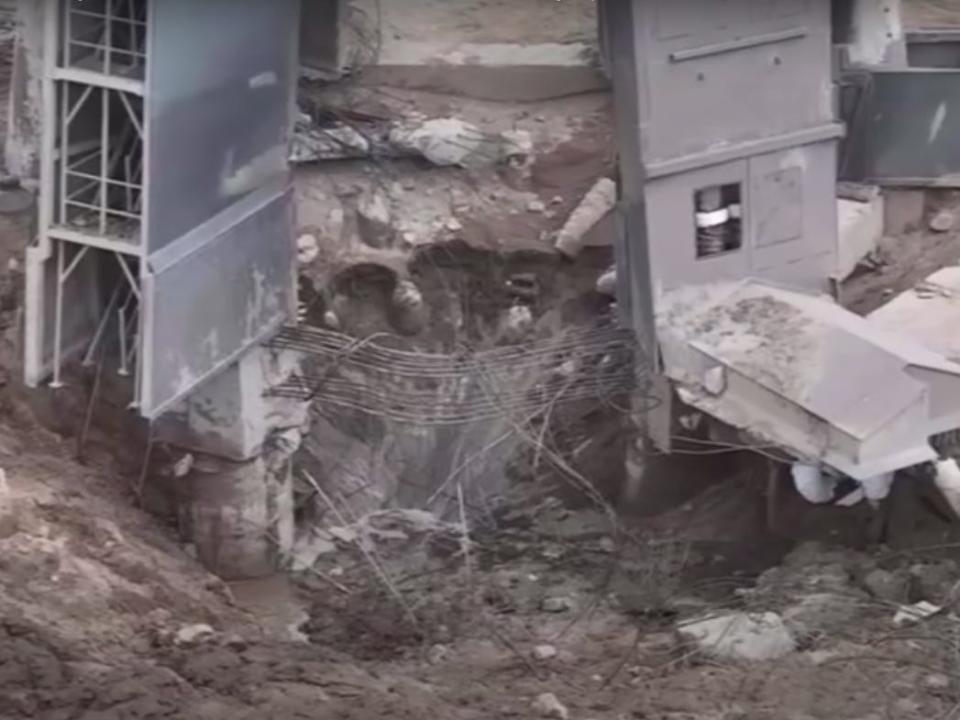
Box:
[533, 692, 569, 720]
[174, 624, 217, 647]
[925, 673, 951, 691]
[541, 596, 575, 613]
[533, 644, 558, 660]
[892, 601, 942, 626]
[677, 612, 796, 661]
[555, 178, 617, 257]
[357, 192, 395, 248]
[297, 233, 321, 266]
[596, 266, 617, 297]
[930, 209, 956, 233]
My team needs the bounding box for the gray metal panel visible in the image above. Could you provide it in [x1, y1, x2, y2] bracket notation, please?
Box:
[144, 0, 298, 254]
[846, 69, 960, 186]
[749, 141, 837, 279]
[140, 188, 294, 419]
[637, 0, 833, 164]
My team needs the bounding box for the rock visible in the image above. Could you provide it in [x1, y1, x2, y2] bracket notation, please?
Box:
[501, 129, 534, 163]
[911, 561, 959, 602]
[677, 612, 796, 661]
[357, 192, 395, 248]
[322, 310, 341, 330]
[924, 673, 951, 691]
[224, 634, 248, 651]
[527, 199, 547, 213]
[782, 593, 860, 636]
[555, 178, 617, 257]
[445, 217, 463, 232]
[892, 601, 941, 626]
[596, 266, 617, 297]
[427, 644, 450, 665]
[296, 233, 320, 266]
[532, 693, 569, 720]
[930, 209, 956, 233]
[391, 280, 427, 336]
[174, 624, 216, 647]
[541, 596, 575, 613]
[863, 568, 909, 602]
[533, 644, 558, 660]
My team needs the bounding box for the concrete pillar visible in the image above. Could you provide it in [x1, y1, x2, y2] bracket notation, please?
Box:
[5, 0, 44, 181]
[160, 347, 309, 581]
[847, 0, 907, 68]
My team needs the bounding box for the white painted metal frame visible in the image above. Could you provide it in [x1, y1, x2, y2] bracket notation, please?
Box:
[27, 0, 148, 408]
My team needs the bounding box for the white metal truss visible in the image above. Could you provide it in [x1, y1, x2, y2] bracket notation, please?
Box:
[32, 0, 148, 408]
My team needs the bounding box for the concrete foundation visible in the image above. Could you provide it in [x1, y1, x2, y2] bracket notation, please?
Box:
[4, 0, 42, 180]
[183, 455, 294, 581]
[160, 347, 309, 580]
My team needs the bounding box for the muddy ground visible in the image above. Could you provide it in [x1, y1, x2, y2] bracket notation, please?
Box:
[5, 392, 960, 720]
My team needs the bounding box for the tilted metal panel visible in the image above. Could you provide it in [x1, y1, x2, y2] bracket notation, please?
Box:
[843, 69, 960, 186]
[144, 0, 298, 254]
[140, 188, 294, 419]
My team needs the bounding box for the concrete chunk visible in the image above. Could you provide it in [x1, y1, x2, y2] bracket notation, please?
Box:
[677, 612, 796, 661]
[836, 196, 883, 281]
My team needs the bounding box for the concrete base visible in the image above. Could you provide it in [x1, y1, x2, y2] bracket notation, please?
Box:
[160, 346, 308, 580]
[356, 43, 607, 102]
[837, 195, 883, 280]
[883, 189, 926, 235]
[182, 455, 294, 581]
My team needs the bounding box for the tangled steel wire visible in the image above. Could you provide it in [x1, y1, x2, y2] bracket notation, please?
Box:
[266, 323, 642, 425]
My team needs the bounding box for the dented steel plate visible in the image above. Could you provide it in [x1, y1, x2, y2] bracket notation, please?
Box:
[139, 188, 294, 419]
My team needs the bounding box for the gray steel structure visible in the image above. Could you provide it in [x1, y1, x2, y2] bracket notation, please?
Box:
[602, 0, 844, 343]
[842, 30, 960, 186]
[24, 0, 299, 418]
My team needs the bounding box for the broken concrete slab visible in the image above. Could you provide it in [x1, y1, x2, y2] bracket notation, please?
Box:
[555, 178, 617, 257]
[677, 612, 796, 661]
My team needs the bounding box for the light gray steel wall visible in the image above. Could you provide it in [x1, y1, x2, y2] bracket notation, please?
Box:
[603, 0, 842, 299]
